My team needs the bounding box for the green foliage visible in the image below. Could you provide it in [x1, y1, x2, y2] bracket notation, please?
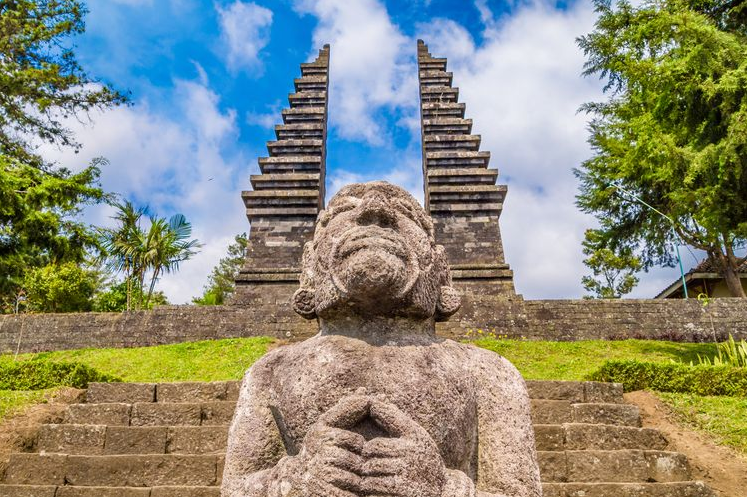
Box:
[588, 359, 747, 396]
[581, 228, 642, 298]
[193, 233, 247, 305]
[93, 279, 168, 312]
[696, 335, 747, 367]
[19, 337, 274, 382]
[576, 0, 747, 297]
[0, 0, 127, 166]
[0, 359, 119, 390]
[22, 261, 99, 313]
[99, 202, 199, 310]
[660, 392, 747, 455]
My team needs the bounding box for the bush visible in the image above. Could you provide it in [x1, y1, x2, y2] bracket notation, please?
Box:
[0, 360, 120, 390]
[587, 360, 747, 396]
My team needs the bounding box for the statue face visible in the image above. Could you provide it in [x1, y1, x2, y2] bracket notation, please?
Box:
[297, 181, 456, 320]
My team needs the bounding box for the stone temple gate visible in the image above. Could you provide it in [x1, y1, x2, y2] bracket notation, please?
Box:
[233, 41, 517, 308]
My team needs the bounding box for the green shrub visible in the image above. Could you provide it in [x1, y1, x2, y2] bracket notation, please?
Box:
[696, 335, 747, 368]
[0, 360, 120, 390]
[587, 360, 747, 396]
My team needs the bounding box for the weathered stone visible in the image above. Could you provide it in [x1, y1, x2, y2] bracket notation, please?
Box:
[156, 382, 229, 403]
[527, 381, 585, 403]
[564, 424, 667, 451]
[572, 403, 641, 427]
[87, 383, 155, 404]
[64, 404, 130, 426]
[55, 487, 150, 497]
[167, 427, 228, 454]
[566, 450, 650, 482]
[200, 402, 235, 426]
[130, 403, 201, 426]
[222, 182, 542, 497]
[645, 451, 692, 482]
[150, 487, 220, 497]
[104, 427, 168, 455]
[531, 400, 573, 424]
[64, 455, 218, 486]
[584, 381, 624, 403]
[4, 454, 67, 484]
[37, 424, 106, 455]
[0, 485, 57, 496]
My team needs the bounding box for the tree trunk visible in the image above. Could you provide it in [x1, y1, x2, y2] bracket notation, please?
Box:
[719, 239, 746, 298]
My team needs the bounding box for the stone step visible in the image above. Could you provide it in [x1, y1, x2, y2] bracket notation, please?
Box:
[294, 76, 327, 92]
[4, 453, 220, 487]
[420, 70, 453, 86]
[421, 102, 466, 119]
[281, 106, 325, 123]
[274, 123, 323, 140]
[420, 85, 459, 103]
[0, 486, 219, 496]
[300, 64, 327, 77]
[419, 61, 447, 71]
[37, 422, 664, 456]
[429, 185, 507, 205]
[542, 482, 715, 497]
[64, 401, 236, 427]
[423, 117, 473, 134]
[530, 400, 641, 426]
[534, 423, 668, 451]
[427, 167, 499, 185]
[425, 150, 491, 168]
[538, 450, 691, 484]
[38, 425, 228, 455]
[84, 380, 623, 404]
[266, 139, 323, 156]
[258, 156, 321, 174]
[424, 134, 481, 151]
[288, 91, 326, 108]
[250, 173, 320, 190]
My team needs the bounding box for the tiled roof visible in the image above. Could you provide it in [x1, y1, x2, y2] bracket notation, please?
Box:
[689, 257, 747, 274]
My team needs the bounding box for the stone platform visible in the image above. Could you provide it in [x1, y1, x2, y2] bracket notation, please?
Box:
[0, 380, 716, 496]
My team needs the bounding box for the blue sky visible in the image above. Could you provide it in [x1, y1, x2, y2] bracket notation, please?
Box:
[42, 0, 703, 302]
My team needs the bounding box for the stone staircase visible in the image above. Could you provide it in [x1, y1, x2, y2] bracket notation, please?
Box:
[0, 380, 715, 496]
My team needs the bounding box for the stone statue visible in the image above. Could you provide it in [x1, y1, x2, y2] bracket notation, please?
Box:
[222, 181, 542, 497]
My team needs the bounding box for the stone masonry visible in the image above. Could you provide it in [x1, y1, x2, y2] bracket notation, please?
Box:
[0, 380, 717, 496]
[232, 45, 330, 305]
[417, 40, 516, 297]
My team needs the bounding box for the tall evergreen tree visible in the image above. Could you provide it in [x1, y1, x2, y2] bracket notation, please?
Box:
[577, 0, 747, 297]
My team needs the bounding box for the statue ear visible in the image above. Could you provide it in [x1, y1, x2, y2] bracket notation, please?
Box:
[435, 285, 461, 321]
[292, 288, 317, 319]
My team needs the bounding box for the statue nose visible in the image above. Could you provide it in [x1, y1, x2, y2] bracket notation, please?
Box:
[357, 192, 396, 228]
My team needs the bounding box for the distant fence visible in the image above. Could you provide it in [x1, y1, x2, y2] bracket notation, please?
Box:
[0, 297, 745, 354]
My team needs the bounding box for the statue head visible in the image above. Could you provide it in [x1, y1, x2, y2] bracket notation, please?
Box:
[292, 181, 460, 323]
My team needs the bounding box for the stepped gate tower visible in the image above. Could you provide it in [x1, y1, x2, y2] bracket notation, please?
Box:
[233, 41, 517, 312]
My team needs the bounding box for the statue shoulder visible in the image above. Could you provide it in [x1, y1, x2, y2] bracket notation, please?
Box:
[442, 340, 525, 382]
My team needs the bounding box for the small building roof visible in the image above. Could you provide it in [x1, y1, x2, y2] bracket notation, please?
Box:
[654, 257, 747, 299]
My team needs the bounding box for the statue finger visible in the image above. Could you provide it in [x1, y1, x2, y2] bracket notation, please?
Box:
[369, 399, 425, 439]
[307, 476, 361, 497]
[360, 456, 404, 477]
[314, 464, 365, 494]
[361, 437, 409, 458]
[319, 395, 371, 430]
[360, 474, 406, 495]
[319, 444, 365, 474]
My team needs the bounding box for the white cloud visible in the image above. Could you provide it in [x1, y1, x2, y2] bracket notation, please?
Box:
[217, 1, 274, 73]
[39, 78, 250, 304]
[293, 0, 417, 144]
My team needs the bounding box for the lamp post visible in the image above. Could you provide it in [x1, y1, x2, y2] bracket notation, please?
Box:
[609, 185, 689, 299]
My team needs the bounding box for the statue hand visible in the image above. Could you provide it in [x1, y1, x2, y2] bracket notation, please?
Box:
[359, 399, 446, 497]
[280, 395, 369, 497]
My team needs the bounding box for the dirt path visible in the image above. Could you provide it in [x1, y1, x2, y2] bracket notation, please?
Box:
[626, 391, 747, 497]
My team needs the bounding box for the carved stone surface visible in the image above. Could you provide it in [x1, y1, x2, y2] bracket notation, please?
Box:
[222, 182, 542, 497]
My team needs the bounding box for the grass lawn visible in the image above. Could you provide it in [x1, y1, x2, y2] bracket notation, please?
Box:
[659, 392, 747, 456]
[0, 390, 52, 421]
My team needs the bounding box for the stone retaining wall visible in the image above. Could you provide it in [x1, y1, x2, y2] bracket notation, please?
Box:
[0, 297, 744, 354]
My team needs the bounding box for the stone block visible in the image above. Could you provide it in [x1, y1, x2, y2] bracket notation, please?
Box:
[201, 402, 236, 426]
[572, 403, 641, 427]
[0, 485, 57, 496]
[537, 451, 568, 483]
[533, 425, 564, 451]
[584, 382, 624, 403]
[64, 455, 218, 486]
[157, 382, 229, 403]
[64, 403, 131, 426]
[566, 450, 649, 483]
[564, 424, 667, 451]
[87, 383, 155, 403]
[130, 403, 201, 426]
[530, 400, 573, 424]
[38, 424, 106, 455]
[557, 482, 716, 497]
[167, 426, 228, 454]
[526, 381, 584, 403]
[4, 454, 67, 485]
[645, 451, 691, 482]
[104, 426, 168, 455]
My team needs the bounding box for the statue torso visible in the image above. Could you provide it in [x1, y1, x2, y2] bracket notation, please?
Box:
[258, 335, 480, 475]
